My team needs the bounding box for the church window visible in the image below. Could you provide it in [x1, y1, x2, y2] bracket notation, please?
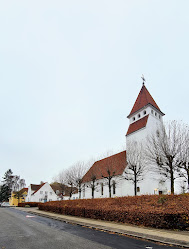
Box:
[159, 115, 160, 119]
[138, 114, 141, 118]
[101, 183, 103, 195]
[113, 181, 116, 195]
[151, 110, 154, 114]
[143, 110, 146, 115]
[155, 112, 157, 117]
[133, 117, 135, 121]
[137, 187, 140, 192]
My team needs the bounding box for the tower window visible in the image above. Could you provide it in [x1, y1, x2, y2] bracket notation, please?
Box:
[138, 114, 141, 118]
[143, 110, 146, 115]
[159, 115, 160, 119]
[133, 117, 135, 121]
[151, 110, 154, 114]
[155, 112, 157, 117]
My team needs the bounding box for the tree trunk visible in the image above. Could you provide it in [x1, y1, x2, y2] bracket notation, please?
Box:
[69, 183, 73, 199]
[79, 184, 81, 199]
[92, 186, 94, 199]
[134, 173, 137, 196]
[188, 169, 189, 193]
[170, 168, 174, 194]
[108, 178, 111, 198]
[92, 181, 95, 199]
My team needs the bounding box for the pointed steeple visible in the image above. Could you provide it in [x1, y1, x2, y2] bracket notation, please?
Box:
[127, 84, 164, 118]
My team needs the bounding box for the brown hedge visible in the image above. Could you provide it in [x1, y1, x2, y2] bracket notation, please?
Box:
[18, 202, 40, 207]
[38, 194, 189, 230]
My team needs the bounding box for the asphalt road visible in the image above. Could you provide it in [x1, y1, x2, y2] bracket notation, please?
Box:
[0, 208, 181, 249]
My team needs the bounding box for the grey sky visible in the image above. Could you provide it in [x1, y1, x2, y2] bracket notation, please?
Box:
[0, 1, 189, 185]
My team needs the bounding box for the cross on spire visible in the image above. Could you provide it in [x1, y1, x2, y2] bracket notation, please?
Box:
[141, 74, 145, 85]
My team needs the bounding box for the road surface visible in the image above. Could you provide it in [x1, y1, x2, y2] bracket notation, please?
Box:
[0, 208, 180, 249]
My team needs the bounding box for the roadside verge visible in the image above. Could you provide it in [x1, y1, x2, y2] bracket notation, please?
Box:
[15, 207, 189, 248]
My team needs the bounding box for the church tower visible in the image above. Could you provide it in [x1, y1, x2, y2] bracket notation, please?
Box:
[126, 82, 165, 146]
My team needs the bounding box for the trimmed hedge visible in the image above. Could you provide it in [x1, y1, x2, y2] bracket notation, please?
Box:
[18, 202, 40, 207]
[38, 194, 189, 230]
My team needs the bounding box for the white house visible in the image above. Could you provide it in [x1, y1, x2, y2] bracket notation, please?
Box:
[26, 182, 58, 203]
[80, 82, 172, 199]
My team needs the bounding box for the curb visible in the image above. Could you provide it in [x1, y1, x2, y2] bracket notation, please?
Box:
[16, 208, 189, 248]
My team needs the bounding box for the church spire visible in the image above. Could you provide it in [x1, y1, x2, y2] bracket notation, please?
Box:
[127, 79, 164, 118]
[141, 74, 145, 86]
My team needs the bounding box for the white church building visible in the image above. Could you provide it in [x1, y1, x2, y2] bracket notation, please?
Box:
[80, 83, 172, 199]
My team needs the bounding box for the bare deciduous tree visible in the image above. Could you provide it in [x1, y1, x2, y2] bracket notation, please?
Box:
[125, 141, 146, 196]
[53, 159, 93, 199]
[68, 161, 89, 199]
[53, 171, 67, 197]
[179, 180, 187, 194]
[76, 156, 99, 199]
[98, 150, 126, 198]
[64, 168, 76, 199]
[177, 126, 189, 193]
[85, 163, 98, 199]
[145, 120, 186, 194]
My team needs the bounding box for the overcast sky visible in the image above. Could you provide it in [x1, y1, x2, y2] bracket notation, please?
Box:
[0, 0, 189, 185]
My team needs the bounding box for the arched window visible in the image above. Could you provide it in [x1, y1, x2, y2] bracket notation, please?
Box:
[143, 110, 146, 115]
[138, 114, 141, 118]
[113, 181, 116, 195]
[133, 117, 135, 121]
[151, 110, 154, 114]
[101, 183, 103, 195]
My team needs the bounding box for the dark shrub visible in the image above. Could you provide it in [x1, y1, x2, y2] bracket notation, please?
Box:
[38, 194, 189, 230]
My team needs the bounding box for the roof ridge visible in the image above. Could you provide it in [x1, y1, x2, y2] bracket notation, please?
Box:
[95, 150, 126, 164]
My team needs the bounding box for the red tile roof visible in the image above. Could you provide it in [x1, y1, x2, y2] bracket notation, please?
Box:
[82, 151, 127, 183]
[128, 85, 163, 117]
[32, 183, 46, 195]
[126, 115, 149, 136]
[19, 188, 28, 194]
[31, 184, 41, 191]
[50, 183, 78, 196]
